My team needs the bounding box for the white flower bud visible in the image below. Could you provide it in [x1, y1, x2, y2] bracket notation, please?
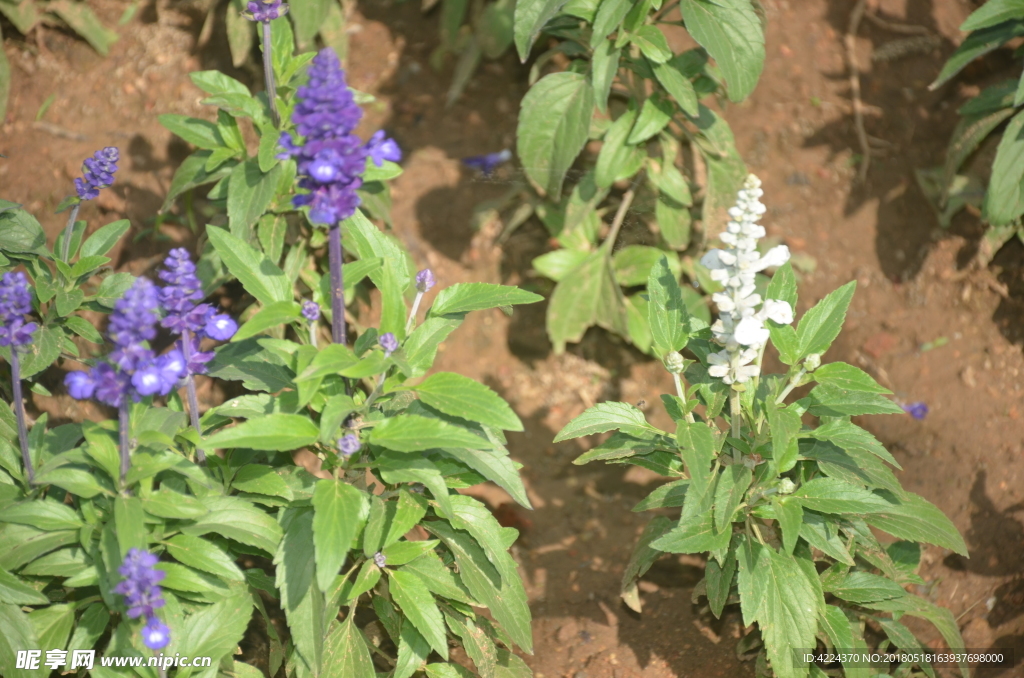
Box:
[777, 478, 796, 495]
[804, 353, 821, 371]
[665, 351, 685, 374]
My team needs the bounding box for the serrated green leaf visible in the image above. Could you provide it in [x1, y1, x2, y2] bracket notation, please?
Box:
[228, 159, 282, 241]
[555, 401, 658, 441]
[0, 567, 49, 605]
[159, 114, 225, 149]
[389, 569, 449, 659]
[807, 383, 904, 417]
[984, 108, 1024, 225]
[796, 281, 855, 359]
[653, 59, 698, 116]
[205, 414, 318, 451]
[81, 219, 130, 258]
[165, 533, 244, 582]
[931, 20, 1024, 90]
[430, 283, 542, 317]
[312, 479, 369, 591]
[679, 0, 764, 102]
[414, 372, 522, 431]
[181, 495, 283, 555]
[516, 71, 594, 196]
[790, 477, 894, 515]
[595, 105, 645, 188]
[370, 415, 489, 452]
[620, 515, 671, 612]
[206, 226, 290, 305]
[865, 491, 968, 555]
[49, 0, 118, 54]
[514, 0, 569, 60]
[233, 300, 302, 342]
[827, 571, 906, 603]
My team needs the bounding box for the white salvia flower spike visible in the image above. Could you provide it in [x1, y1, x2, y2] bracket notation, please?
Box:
[701, 174, 793, 384]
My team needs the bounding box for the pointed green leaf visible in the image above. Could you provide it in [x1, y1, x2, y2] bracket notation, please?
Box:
[205, 414, 319, 451]
[414, 372, 522, 431]
[312, 479, 369, 591]
[389, 569, 449, 659]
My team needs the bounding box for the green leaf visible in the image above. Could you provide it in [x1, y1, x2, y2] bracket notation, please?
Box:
[647, 254, 692, 357]
[414, 372, 523, 431]
[590, 0, 632, 46]
[738, 541, 821, 678]
[620, 516, 671, 612]
[818, 605, 873, 678]
[651, 511, 730, 554]
[0, 208, 46, 255]
[275, 508, 323, 675]
[546, 249, 611, 352]
[312, 480, 369, 591]
[444, 613, 496, 678]
[774, 496, 802, 555]
[870, 594, 969, 678]
[159, 114, 224, 149]
[799, 511, 854, 565]
[192, 69, 249, 96]
[0, 567, 49, 605]
[796, 281, 855, 358]
[370, 414, 491, 452]
[704, 546, 736, 618]
[813, 362, 890, 393]
[55, 287, 85, 316]
[866, 491, 968, 555]
[439, 446, 532, 509]
[114, 497, 146, 558]
[516, 71, 594, 197]
[806, 383, 904, 417]
[430, 283, 542, 317]
[80, 219, 130, 258]
[48, 0, 118, 54]
[34, 465, 108, 499]
[653, 59, 698, 116]
[3, 499, 83, 531]
[344, 210, 413, 338]
[399, 550, 475, 605]
[628, 93, 674, 145]
[0, 525, 78, 572]
[678, 0, 764, 102]
[595, 105, 645, 188]
[631, 25, 672, 63]
[181, 495, 284, 555]
[206, 226, 291, 305]
[161, 149, 237, 211]
[404, 317, 462, 378]
[205, 414, 319, 451]
[288, 0, 330, 48]
[65, 314, 104, 343]
[165, 533, 245, 582]
[677, 420, 716, 494]
[591, 39, 620, 113]
[513, 0, 567, 60]
[931, 20, 1024, 90]
[713, 464, 751, 532]
[233, 301, 303, 341]
[180, 586, 253, 659]
[426, 520, 532, 652]
[790, 477, 894, 515]
[322, 615, 376, 678]
[232, 465, 294, 500]
[962, 0, 1024, 31]
[228, 159, 282, 241]
[94, 272, 135, 308]
[533, 249, 590, 282]
[827, 571, 906, 604]
[20, 547, 89, 578]
[984, 108, 1024, 225]
[633, 479, 688, 511]
[805, 419, 901, 468]
[389, 569, 449, 659]
[0, 602, 38, 678]
[555, 401, 658, 441]
[207, 338, 293, 393]
[66, 603, 109, 656]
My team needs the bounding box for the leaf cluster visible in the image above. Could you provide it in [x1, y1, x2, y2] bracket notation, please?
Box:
[559, 258, 970, 678]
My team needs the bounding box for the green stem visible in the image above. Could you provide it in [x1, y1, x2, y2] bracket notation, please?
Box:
[180, 330, 206, 465]
[405, 291, 424, 336]
[261, 20, 281, 128]
[775, 368, 806, 405]
[602, 188, 636, 252]
[10, 349, 34, 485]
[730, 389, 741, 462]
[671, 373, 695, 424]
[60, 203, 81, 264]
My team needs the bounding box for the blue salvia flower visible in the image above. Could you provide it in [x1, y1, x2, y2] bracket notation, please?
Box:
[463, 149, 512, 177]
[338, 434, 361, 457]
[414, 268, 436, 294]
[158, 248, 237, 374]
[901, 401, 928, 420]
[373, 552, 387, 568]
[244, 0, 288, 22]
[366, 131, 402, 167]
[113, 549, 170, 650]
[0, 272, 37, 347]
[64, 278, 186, 407]
[75, 147, 119, 201]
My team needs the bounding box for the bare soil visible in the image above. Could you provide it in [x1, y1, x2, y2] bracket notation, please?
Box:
[3, 0, 1024, 676]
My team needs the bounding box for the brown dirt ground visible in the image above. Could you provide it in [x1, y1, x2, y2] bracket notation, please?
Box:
[3, 0, 1024, 676]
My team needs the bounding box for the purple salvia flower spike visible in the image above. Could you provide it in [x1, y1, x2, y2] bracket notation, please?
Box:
[379, 332, 398, 357]
[0, 272, 38, 484]
[415, 269, 436, 293]
[302, 300, 321, 322]
[142, 618, 171, 650]
[366, 130, 402, 167]
[463, 149, 512, 177]
[62, 147, 119, 264]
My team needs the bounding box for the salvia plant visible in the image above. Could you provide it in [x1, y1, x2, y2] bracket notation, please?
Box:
[924, 0, 1024, 266]
[557, 176, 970, 678]
[500, 0, 766, 353]
[0, 8, 544, 678]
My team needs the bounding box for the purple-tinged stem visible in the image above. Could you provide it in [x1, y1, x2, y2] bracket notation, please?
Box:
[261, 20, 281, 129]
[118, 400, 131, 488]
[10, 350, 34, 485]
[60, 203, 81, 263]
[180, 330, 206, 465]
[328, 224, 346, 346]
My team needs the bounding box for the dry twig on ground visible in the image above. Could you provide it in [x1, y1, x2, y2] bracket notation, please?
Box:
[846, 0, 871, 184]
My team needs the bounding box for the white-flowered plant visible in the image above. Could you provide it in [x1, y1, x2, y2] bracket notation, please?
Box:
[701, 175, 793, 385]
[559, 180, 971, 678]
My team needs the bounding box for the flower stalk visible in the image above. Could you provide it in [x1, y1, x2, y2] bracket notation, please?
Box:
[261, 20, 280, 128]
[60, 204, 81, 263]
[10, 351, 33, 485]
[180, 328, 206, 464]
[328, 225, 347, 345]
[118, 401, 131, 487]
[0, 272, 40, 484]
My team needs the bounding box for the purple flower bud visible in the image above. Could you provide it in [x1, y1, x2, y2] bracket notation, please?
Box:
[65, 371, 96, 400]
[901, 402, 928, 420]
[415, 269, 436, 293]
[302, 300, 321, 322]
[366, 130, 402, 167]
[373, 551, 387, 568]
[339, 434, 361, 457]
[379, 332, 398, 357]
[74, 147, 119, 201]
[204, 314, 237, 341]
[462, 149, 511, 177]
[141, 617, 171, 650]
[245, 0, 287, 22]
